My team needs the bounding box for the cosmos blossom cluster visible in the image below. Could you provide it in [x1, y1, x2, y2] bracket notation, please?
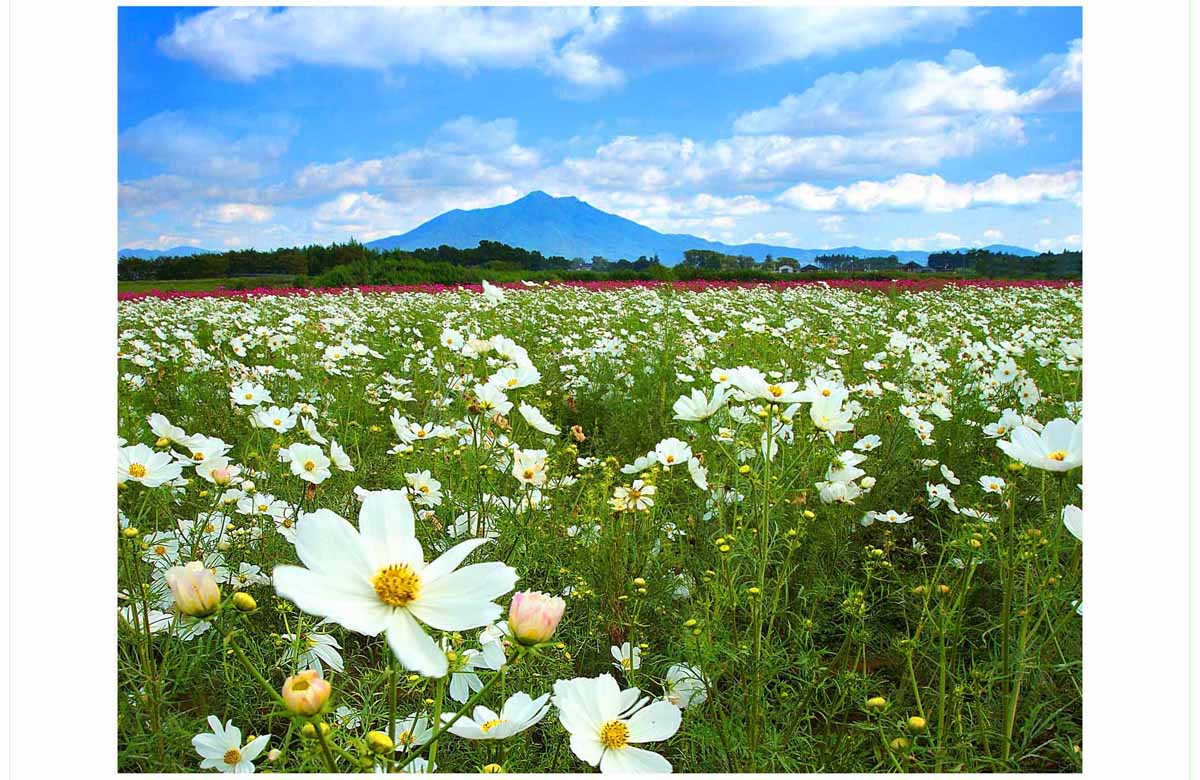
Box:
[118, 280, 1082, 773]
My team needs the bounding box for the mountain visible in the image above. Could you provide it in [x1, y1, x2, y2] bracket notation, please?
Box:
[365, 192, 1033, 266]
[118, 246, 214, 260]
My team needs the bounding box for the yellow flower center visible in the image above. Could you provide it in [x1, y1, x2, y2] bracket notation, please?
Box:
[523, 468, 535, 480]
[273, 419, 282, 426]
[599, 720, 629, 749]
[257, 504, 268, 512]
[373, 564, 421, 607]
[223, 748, 241, 765]
[1047, 450, 1068, 461]
[665, 455, 675, 463]
[507, 378, 518, 388]
[128, 463, 148, 478]
[821, 388, 832, 397]
[398, 730, 414, 745]
[281, 518, 293, 528]
[244, 393, 253, 400]
[154, 545, 166, 555]
[193, 452, 205, 461]
[718, 374, 728, 382]
[768, 384, 784, 398]
[480, 718, 506, 733]
[620, 657, 632, 669]
[303, 460, 316, 472]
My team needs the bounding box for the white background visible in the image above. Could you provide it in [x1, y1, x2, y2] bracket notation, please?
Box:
[4, 0, 1193, 777]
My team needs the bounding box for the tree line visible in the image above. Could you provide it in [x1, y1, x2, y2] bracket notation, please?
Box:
[117, 241, 1082, 285]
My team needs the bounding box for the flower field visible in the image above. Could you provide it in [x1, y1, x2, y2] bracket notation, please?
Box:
[117, 280, 1082, 773]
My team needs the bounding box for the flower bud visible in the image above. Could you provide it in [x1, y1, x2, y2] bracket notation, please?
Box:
[482, 764, 504, 773]
[907, 716, 927, 733]
[366, 731, 394, 754]
[155, 436, 171, 448]
[890, 737, 910, 751]
[267, 749, 281, 762]
[300, 722, 330, 739]
[164, 561, 221, 618]
[211, 467, 232, 486]
[866, 696, 887, 712]
[508, 590, 565, 646]
[282, 670, 331, 716]
[122, 527, 139, 538]
[232, 592, 257, 612]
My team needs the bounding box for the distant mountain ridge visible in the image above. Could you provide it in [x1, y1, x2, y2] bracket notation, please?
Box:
[118, 246, 214, 260]
[365, 191, 1036, 266]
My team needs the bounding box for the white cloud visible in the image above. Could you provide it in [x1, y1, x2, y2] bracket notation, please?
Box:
[733, 41, 1081, 135]
[119, 111, 291, 181]
[158, 6, 971, 92]
[777, 170, 1081, 212]
[207, 203, 274, 224]
[983, 228, 1004, 241]
[891, 232, 962, 251]
[817, 215, 847, 234]
[1034, 234, 1083, 252]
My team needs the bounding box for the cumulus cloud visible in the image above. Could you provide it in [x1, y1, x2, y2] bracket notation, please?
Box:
[733, 41, 1081, 135]
[776, 170, 1081, 212]
[158, 6, 971, 92]
[119, 111, 292, 181]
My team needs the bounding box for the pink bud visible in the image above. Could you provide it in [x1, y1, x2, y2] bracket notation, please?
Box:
[282, 669, 331, 716]
[508, 590, 565, 646]
[211, 467, 232, 485]
[164, 561, 221, 618]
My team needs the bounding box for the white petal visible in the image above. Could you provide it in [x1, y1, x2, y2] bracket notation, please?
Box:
[358, 490, 419, 569]
[602, 745, 673, 773]
[568, 734, 605, 767]
[417, 561, 517, 608]
[273, 566, 391, 636]
[295, 509, 372, 582]
[420, 537, 492, 585]
[626, 699, 682, 743]
[386, 609, 448, 678]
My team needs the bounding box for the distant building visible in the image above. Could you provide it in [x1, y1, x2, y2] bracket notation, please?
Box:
[777, 264, 796, 273]
[801, 264, 820, 272]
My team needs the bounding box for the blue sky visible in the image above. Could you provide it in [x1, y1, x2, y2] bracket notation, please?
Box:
[118, 6, 1081, 254]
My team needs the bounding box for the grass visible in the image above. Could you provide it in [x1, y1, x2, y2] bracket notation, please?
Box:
[117, 282, 1082, 773]
[118, 275, 299, 294]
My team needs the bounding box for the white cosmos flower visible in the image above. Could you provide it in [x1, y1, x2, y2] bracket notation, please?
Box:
[253, 405, 297, 433]
[302, 416, 329, 445]
[474, 383, 513, 416]
[273, 490, 519, 678]
[663, 663, 707, 709]
[392, 713, 434, 752]
[330, 440, 355, 472]
[1062, 504, 1082, 541]
[147, 412, 189, 445]
[621, 451, 657, 475]
[230, 381, 272, 407]
[653, 437, 692, 468]
[611, 642, 641, 673]
[672, 386, 728, 421]
[442, 691, 551, 740]
[283, 443, 332, 484]
[997, 418, 1082, 471]
[518, 402, 560, 436]
[192, 716, 269, 774]
[481, 279, 506, 304]
[553, 673, 681, 773]
[119, 443, 184, 487]
[979, 475, 1007, 494]
[687, 457, 708, 491]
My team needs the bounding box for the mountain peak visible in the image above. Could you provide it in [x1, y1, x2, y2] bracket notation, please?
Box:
[364, 194, 1034, 265]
